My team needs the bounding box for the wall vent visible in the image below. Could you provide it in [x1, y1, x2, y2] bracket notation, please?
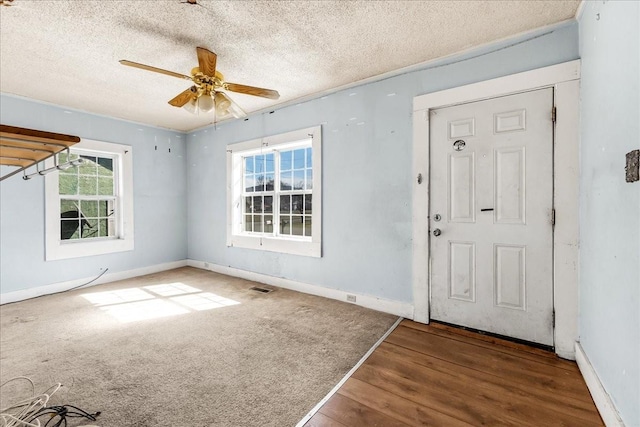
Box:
[250, 286, 273, 294]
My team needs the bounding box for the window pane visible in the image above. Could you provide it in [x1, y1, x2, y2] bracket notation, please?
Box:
[294, 149, 305, 169]
[306, 148, 312, 168]
[245, 196, 252, 213]
[97, 157, 113, 176]
[293, 170, 305, 190]
[60, 200, 77, 215]
[292, 216, 304, 236]
[253, 215, 263, 233]
[253, 196, 263, 213]
[280, 171, 292, 190]
[99, 219, 108, 237]
[254, 174, 265, 192]
[292, 194, 303, 214]
[255, 155, 265, 174]
[280, 215, 291, 235]
[264, 196, 273, 213]
[264, 215, 273, 233]
[81, 200, 98, 218]
[280, 195, 290, 214]
[266, 153, 274, 172]
[79, 156, 97, 176]
[83, 219, 98, 238]
[245, 174, 255, 192]
[61, 219, 80, 240]
[245, 215, 253, 232]
[265, 173, 275, 191]
[281, 150, 292, 171]
[245, 157, 254, 173]
[59, 174, 78, 195]
[99, 200, 111, 217]
[304, 194, 312, 215]
[79, 176, 97, 196]
[306, 170, 313, 190]
[305, 217, 312, 237]
[107, 217, 116, 237]
[98, 177, 114, 196]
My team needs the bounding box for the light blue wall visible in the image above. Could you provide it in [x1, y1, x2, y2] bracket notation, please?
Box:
[187, 23, 579, 303]
[578, 2, 640, 426]
[0, 95, 188, 293]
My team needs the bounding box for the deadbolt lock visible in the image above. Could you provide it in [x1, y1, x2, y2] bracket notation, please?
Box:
[433, 214, 441, 222]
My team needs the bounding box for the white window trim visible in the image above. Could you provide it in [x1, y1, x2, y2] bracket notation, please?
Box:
[226, 126, 322, 257]
[45, 139, 134, 260]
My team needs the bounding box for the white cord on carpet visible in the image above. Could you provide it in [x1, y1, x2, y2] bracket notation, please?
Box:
[0, 377, 62, 427]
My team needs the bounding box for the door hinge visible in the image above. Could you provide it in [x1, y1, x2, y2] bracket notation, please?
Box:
[552, 309, 556, 328]
[551, 107, 557, 123]
[551, 209, 556, 226]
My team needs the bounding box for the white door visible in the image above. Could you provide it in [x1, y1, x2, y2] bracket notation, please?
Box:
[429, 88, 554, 346]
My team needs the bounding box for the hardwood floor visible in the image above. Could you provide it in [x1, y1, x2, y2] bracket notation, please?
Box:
[304, 320, 603, 427]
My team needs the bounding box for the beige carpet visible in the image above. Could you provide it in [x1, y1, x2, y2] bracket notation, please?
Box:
[0, 267, 398, 427]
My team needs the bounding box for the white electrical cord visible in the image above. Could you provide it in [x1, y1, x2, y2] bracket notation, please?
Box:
[0, 378, 62, 427]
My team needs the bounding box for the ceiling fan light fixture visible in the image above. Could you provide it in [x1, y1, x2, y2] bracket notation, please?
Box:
[214, 92, 231, 115]
[225, 99, 247, 119]
[197, 93, 215, 113]
[183, 96, 198, 114]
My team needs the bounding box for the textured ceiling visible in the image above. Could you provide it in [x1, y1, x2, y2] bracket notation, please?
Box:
[0, 0, 580, 132]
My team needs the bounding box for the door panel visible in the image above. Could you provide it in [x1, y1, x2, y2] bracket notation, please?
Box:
[494, 244, 526, 310]
[448, 241, 476, 302]
[495, 147, 525, 224]
[449, 153, 475, 222]
[429, 88, 554, 346]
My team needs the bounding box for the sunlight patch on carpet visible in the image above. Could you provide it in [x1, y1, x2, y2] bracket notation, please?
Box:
[81, 288, 155, 306]
[143, 282, 201, 296]
[171, 292, 240, 311]
[81, 284, 241, 322]
[100, 299, 189, 322]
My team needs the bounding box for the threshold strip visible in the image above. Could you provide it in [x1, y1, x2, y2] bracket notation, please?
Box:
[295, 316, 404, 427]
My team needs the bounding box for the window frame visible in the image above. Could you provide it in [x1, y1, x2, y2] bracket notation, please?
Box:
[45, 139, 134, 260]
[227, 126, 322, 257]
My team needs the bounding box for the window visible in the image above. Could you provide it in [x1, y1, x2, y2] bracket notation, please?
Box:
[227, 126, 322, 257]
[45, 139, 133, 260]
[58, 152, 116, 241]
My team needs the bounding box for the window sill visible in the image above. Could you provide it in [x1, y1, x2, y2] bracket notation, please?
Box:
[228, 234, 321, 258]
[46, 237, 134, 261]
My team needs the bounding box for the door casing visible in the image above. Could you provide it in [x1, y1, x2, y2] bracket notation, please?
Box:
[412, 60, 580, 359]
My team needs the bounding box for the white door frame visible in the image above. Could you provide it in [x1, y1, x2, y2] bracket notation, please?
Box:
[412, 60, 580, 359]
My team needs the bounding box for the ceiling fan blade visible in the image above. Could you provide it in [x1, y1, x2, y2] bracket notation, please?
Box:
[224, 83, 280, 100]
[216, 92, 247, 119]
[120, 60, 191, 80]
[168, 87, 197, 107]
[196, 47, 217, 77]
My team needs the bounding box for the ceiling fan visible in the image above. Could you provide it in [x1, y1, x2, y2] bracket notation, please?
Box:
[120, 47, 280, 119]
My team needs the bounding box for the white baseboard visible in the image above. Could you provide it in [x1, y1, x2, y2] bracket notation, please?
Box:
[575, 342, 625, 426]
[0, 260, 188, 305]
[187, 259, 414, 318]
